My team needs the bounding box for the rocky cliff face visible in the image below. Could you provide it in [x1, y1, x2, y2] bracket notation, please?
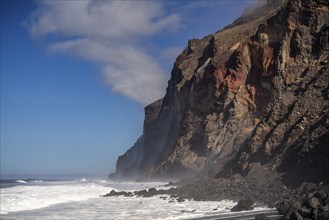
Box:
[111, 0, 329, 185]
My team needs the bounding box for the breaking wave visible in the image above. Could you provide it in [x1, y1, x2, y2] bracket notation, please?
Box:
[0, 179, 112, 214]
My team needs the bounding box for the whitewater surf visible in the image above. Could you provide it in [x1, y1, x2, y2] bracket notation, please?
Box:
[0, 178, 273, 219]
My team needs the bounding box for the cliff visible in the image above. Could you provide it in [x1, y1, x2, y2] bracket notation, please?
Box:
[111, 0, 329, 186]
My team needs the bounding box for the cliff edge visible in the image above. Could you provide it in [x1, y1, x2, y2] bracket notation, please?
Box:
[110, 0, 329, 187]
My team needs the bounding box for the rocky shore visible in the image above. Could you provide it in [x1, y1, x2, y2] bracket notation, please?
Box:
[276, 182, 329, 220]
[107, 0, 329, 219]
[111, 0, 329, 192]
[104, 176, 329, 219]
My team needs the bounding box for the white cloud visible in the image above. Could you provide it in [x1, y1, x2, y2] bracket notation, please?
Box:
[25, 0, 181, 106]
[28, 1, 180, 40]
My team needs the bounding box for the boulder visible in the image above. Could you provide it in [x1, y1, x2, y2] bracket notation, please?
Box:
[285, 211, 303, 220]
[316, 211, 329, 220]
[136, 189, 148, 197]
[112, 0, 329, 190]
[309, 197, 321, 209]
[148, 188, 158, 196]
[231, 199, 254, 212]
[276, 199, 297, 215]
[277, 184, 329, 220]
[103, 190, 132, 197]
[300, 182, 318, 194]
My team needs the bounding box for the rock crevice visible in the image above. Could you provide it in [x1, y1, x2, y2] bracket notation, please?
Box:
[111, 0, 329, 186]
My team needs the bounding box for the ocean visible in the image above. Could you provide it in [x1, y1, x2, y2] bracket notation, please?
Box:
[0, 178, 276, 219]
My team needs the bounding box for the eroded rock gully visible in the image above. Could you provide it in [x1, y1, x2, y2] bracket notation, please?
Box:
[110, 0, 329, 190]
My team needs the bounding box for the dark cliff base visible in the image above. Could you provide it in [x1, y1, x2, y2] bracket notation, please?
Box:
[170, 167, 286, 206]
[112, 0, 329, 185]
[109, 0, 329, 219]
[105, 174, 329, 219]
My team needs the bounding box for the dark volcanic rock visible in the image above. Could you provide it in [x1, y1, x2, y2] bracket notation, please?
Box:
[130, 167, 288, 205]
[255, 213, 268, 220]
[276, 183, 329, 219]
[276, 198, 300, 215]
[112, 0, 282, 181]
[108, 3, 329, 220]
[287, 211, 303, 220]
[148, 188, 158, 196]
[111, 136, 145, 180]
[136, 189, 148, 197]
[105, 4, 328, 220]
[317, 211, 329, 220]
[103, 190, 132, 197]
[231, 199, 255, 212]
[215, 0, 329, 188]
[109, 3, 329, 219]
[112, 0, 329, 189]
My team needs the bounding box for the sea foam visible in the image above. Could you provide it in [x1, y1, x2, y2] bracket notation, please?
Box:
[15, 180, 27, 184]
[1, 180, 271, 219]
[0, 180, 111, 214]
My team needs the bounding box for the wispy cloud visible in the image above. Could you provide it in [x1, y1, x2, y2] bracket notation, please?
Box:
[25, 1, 181, 106]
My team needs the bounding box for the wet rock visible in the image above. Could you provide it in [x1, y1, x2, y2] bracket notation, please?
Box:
[111, 0, 329, 198]
[300, 182, 318, 193]
[147, 188, 158, 196]
[301, 206, 313, 218]
[136, 189, 148, 197]
[314, 191, 328, 204]
[319, 205, 329, 212]
[309, 197, 321, 209]
[169, 199, 175, 203]
[276, 199, 298, 215]
[103, 190, 132, 197]
[316, 211, 329, 220]
[107, 0, 329, 217]
[277, 183, 329, 220]
[275, 198, 303, 220]
[157, 189, 168, 194]
[231, 199, 255, 212]
[255, 213, 268, 220]
[285, 211, 303, 220]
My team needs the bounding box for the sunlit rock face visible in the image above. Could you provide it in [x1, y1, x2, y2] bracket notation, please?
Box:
[112, 0, 329, 185]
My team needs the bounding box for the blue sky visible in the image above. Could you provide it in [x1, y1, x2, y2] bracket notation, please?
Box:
[1, 0, 255, 179]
